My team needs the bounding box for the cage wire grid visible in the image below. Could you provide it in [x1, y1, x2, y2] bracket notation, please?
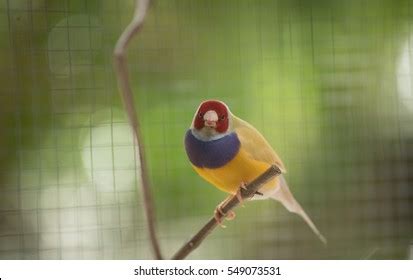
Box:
[0, 0, 412, 260]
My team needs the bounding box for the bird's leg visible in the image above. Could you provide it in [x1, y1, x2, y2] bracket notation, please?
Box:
[235, 182, 248, 206]
[214, 181, 254, 227]
[214, 197, 236, 227]
[214, 207, 226, 228]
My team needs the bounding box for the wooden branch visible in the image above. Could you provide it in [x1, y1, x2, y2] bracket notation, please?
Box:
[113, 0, 163, 260]
[172, 165, 282, 260]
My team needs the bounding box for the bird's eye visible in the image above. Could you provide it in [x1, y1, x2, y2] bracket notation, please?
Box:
[220, 115, 226, 120]
[198, 113, 203, 118]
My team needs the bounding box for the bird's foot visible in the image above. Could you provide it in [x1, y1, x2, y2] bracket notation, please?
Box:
[226, 210, 236, 220]
[214, 202, 236, 228]
[236, 182, 248, 207]
[214, 206, 225, 228]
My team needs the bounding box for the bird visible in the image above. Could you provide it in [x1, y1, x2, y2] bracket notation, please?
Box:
[184, 99, 326, 244]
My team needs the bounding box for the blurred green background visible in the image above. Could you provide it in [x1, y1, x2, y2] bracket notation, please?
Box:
[0, 0, 412, 259]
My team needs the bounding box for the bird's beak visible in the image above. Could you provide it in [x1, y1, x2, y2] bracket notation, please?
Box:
[203, 110, 218, 128]
[204, 120, 217, 128]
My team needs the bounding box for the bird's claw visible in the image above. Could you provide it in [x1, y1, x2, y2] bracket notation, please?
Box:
[214, 204, 236, 228]
[214, 182, 248, 227]
[214, 208, 226, 228]
[236, 182, 248, 207]
[226, 210, 236, 220]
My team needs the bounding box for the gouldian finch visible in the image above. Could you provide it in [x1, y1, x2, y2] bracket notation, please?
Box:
[184, 100, 326, 244]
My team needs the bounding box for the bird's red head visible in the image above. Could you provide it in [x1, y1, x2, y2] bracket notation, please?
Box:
[193, 100, 229, 133]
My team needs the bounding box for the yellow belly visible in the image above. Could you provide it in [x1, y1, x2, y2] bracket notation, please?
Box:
[193, 147, 277, 194]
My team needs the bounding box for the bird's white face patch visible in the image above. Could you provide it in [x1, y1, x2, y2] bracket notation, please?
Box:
[203, 110, 218, 128]
[203, 110, 218, 122]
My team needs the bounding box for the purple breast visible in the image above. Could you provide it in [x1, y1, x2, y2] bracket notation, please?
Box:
[184, 129, 240, 169]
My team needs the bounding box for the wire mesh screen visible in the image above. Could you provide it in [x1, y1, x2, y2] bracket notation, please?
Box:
[0, 0, 412, 259]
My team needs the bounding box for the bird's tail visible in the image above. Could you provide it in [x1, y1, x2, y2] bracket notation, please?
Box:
[271, 176, 327, 244]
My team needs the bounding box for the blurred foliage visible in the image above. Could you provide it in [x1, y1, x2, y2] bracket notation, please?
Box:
[0, 0, 412, 259]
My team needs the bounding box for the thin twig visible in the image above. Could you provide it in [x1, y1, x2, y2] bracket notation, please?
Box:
[172, 165, 282, 260]
[113, 0, 163, 260]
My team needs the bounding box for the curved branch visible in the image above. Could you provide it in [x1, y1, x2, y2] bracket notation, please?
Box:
[113, 0, 163, 260]
[172, 165, 282, 260]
